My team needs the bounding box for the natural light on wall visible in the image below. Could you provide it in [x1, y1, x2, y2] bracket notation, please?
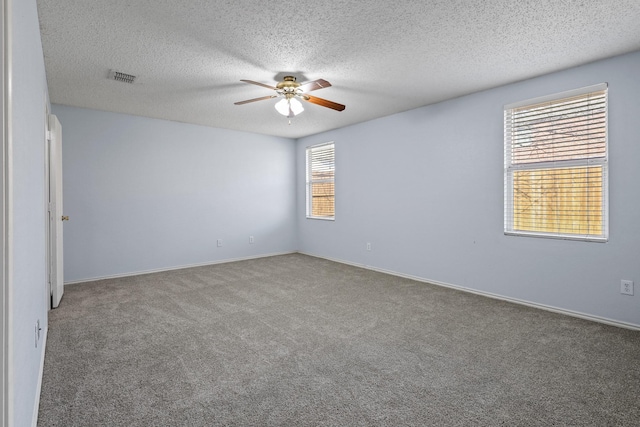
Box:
[504, 83, 608, 241]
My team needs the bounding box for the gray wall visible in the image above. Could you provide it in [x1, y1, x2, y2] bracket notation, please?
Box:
[52, 105, 297, 283]
[297, 51, 640, 327]
[10, 0, 50, 424]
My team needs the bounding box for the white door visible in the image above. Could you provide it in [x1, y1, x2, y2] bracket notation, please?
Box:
[49, 114, 65, 308]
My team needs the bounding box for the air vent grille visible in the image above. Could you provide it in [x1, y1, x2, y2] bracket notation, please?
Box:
[108, 70, 136, 84]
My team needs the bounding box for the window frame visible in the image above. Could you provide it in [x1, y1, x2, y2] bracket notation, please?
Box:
[306, 142, 335, 221]
[504, 83, 608, 242]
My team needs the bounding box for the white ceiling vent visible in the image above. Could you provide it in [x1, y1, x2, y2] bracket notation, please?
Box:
[108, 70, 136, 84]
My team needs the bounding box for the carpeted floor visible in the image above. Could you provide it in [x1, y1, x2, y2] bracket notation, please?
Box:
[38, 254, 640, 426]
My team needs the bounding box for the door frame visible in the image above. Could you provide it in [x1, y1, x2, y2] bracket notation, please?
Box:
[46, 113, 64, 309]
[1, 0, 12, 425]
[44, 109, 49, 310]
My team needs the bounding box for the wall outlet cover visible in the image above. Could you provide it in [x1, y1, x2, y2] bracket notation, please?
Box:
[621, 280, 634, 296]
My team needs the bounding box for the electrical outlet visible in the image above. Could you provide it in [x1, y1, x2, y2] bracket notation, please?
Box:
[621, 280, 634, 296]
[366, 242, 371, 251]
[217, 239, 223, 247]
[249, 236, 254, 244]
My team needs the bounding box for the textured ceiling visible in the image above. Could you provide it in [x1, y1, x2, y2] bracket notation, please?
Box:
[37, 0, 640, 139]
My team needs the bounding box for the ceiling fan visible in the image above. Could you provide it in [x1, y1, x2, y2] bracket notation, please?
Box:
[234, 76, 345, 122]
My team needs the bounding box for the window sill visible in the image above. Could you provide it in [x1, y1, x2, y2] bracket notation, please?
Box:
[306, 216, 335, 221]
[504, 231, 607, 243]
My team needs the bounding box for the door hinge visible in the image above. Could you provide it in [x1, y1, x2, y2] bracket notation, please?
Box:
[46, 130, 52, 141]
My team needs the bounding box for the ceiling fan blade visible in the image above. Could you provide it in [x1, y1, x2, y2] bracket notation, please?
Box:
[240, 79, 277, 90]
[302, 95, 345, 111]
[234, 95, 278, 105]
[299, 79, 332, 93]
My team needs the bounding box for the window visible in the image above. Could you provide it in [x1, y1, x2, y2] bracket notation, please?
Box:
[306, 142, 335, 219]
[504, 83, 608, 241]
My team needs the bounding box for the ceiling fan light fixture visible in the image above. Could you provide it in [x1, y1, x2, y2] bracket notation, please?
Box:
[275, 97, 304, 117]
[289, 97, 304, 115]
[274, 98, 290, 116]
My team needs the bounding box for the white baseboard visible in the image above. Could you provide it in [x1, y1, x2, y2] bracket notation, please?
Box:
[32, 325, 47, 427]
[64, 251, 297, 285]
[299, 251, 640, 331]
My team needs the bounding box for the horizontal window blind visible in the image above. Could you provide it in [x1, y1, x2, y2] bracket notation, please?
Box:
[504, 84, 608, 241]
[306, 142, 335, 219]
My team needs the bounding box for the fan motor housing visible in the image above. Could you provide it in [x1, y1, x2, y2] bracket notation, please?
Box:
[276, 76, 300, 91]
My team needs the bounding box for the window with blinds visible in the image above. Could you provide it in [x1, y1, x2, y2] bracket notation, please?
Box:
[306, 142, 335, 220]
[504, 83, 608, 241]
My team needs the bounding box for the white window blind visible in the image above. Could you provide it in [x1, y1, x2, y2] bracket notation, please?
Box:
[504, 83, 608, 241]
[306, 142, 335, 219]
